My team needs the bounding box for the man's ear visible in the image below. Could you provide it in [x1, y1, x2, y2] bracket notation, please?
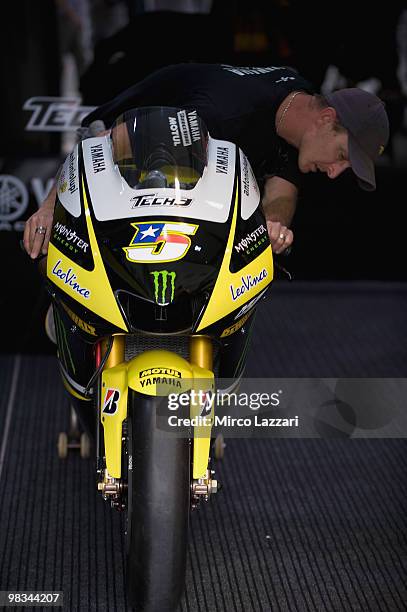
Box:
[318, 106, 337, 125]
[322, 106, 338, 123]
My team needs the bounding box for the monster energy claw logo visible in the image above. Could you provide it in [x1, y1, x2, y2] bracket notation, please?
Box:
[150, 270, 176, 305]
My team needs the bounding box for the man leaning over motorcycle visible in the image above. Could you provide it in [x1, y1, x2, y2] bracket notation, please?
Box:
[23, 64, 389, 259]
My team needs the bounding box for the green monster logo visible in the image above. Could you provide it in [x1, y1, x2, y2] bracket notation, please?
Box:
[150, 270, 176, 305]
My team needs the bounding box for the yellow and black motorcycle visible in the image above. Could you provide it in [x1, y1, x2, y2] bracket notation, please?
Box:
[46, 106, 273, 610]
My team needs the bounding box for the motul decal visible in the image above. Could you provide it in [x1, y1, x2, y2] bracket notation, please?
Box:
[139, 367, 182, 378]
[102, 388, 120, 415]
[168, 109, 201, 147]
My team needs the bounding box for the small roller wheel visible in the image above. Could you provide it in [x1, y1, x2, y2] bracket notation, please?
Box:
[80, 433, 91, 459]
[58, 432, 68, 459]
[214, 433, 226, 460]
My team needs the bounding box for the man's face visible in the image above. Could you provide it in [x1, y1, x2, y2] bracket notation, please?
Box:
[298, 112, 351, 180]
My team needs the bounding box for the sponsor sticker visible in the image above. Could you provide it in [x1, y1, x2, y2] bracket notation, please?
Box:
[139, 374, 182, 389]
[185, 110, 201, 143]
[168, 109, 201, 147]
[220, 310, 254, 337]
[234, 225, 267, 254]
[176, 110, 192, 146]
[230, 268, 268, 301]
[53, 222, 89, 254]
[61, 302, 96, 336]
[58, 171, 68, 194]
[241, 154, 250, 196]
[102, 388, 120, 415]
[51, 259, 91, 298]
[199, 390, 214, 417]
[67, 151, 78, 195]
[130, 194, 192, 208]
[233, 288, 268, 320]
[216, 146, 229, 174]
[140, 368, 182, 378]
[150, 270, 176, 305]
[90, 143, 106, 173]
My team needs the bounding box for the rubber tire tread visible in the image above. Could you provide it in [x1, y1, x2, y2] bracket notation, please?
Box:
[126, 393, 190, 612]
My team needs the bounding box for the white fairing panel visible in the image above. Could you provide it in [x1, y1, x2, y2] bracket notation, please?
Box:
[239, 149, 260, 220]
[83, 135, 236, 223]
[57, 145, 81, 217]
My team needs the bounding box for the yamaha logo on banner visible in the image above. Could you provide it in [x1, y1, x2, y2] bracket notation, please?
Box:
[0, 175, 55, 232]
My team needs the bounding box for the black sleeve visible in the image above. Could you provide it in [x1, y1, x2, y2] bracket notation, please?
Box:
[81, 64, 195, 128]
[262, 141, 304, 190]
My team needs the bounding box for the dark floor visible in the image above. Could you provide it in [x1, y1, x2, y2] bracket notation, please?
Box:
[1, 282, 406, 611]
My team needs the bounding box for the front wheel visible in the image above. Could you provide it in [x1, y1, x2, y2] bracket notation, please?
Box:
[125, 393, 190, 611]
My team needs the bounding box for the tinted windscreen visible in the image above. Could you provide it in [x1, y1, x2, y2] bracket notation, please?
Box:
[111, 106, 208, 191]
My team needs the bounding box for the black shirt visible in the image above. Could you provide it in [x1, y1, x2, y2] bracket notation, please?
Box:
[82, 63, 314, 188]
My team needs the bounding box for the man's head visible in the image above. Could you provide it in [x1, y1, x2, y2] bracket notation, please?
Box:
[298, 89, 389, 190]
[326, 88, 389, 190]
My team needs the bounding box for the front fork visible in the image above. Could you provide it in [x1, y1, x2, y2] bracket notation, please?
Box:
[96, 335, 219, 509]
[95, 336, 125, 478]
[189, 336, 219, 508]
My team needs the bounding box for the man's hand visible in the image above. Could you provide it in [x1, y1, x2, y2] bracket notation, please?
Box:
[23, 184, 57, 258]
[266, 220, 294, 254]
[261, 176, 297, 254]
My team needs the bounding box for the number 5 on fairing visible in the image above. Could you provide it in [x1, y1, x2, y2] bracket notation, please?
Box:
[123, 221, 199, 263]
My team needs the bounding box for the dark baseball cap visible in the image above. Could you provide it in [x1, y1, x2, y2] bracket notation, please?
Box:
[325, 88, 389, 191]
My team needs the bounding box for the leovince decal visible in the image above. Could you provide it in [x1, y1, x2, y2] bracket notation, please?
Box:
[230, 268, 268, 301]
[52, 259, 91, 298]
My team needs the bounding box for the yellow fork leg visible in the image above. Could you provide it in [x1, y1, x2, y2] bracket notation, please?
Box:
[189, 336, 214, 479]
[189, 335, 213, 371]
[102, 335, 125, 369]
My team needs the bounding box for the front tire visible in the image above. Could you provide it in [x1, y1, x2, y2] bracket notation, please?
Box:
[126, 393, 190, 611]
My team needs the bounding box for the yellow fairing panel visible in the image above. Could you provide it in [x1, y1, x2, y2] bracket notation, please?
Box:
[197, 184, 273, 332]
[47, 179, 127, 331]
[102, 350, 214, 479]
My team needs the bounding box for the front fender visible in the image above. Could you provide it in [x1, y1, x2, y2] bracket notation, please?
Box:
[101, 350, 214, 479]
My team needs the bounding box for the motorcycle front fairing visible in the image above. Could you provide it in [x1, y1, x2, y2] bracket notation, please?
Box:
[46, 107, 272, 395]
[46, 108, 273, 473]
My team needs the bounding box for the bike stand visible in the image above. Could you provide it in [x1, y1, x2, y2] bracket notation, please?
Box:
[213, 433, 226, 460]
[57, 405, 91, 459]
